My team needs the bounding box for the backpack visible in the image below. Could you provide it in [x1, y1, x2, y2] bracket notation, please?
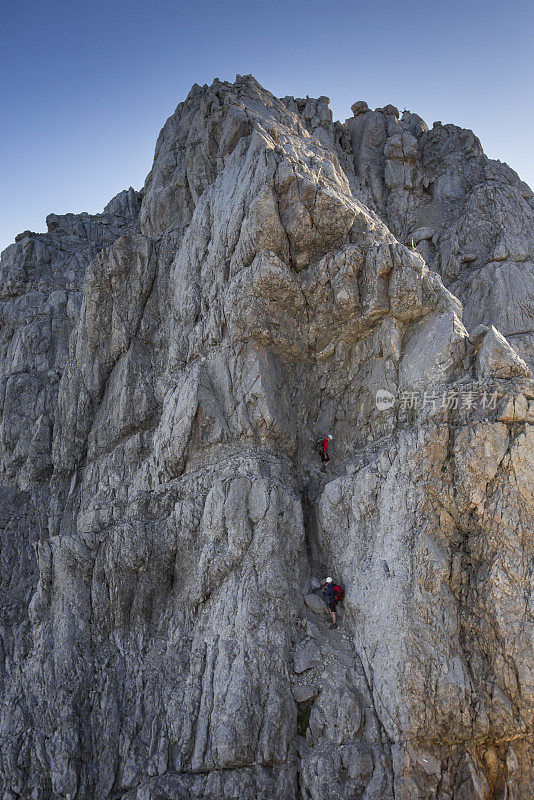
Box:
[333, 584, 344, 602]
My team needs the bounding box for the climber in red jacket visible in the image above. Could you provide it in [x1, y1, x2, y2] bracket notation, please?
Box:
[318, 434, 332, 470]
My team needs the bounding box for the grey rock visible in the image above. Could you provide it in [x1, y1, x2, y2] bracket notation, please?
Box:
[469, 323, 490, 345]
[0, 75, 532, 800]
[399, 309, 468, 389]
[409, 226, 435, 244]
[476, 325, 532, 379]
[351, 100, 369, 116]
[294, 639, 322, 674]
[304, 593, 326, 614]
[383, 104, 400, 117]
[291, 684, 319, 703]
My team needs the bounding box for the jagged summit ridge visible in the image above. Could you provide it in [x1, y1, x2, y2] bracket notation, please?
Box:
[0, 76, 532, 800]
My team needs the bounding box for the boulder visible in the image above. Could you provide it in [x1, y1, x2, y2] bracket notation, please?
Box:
[351, 100, 369, 116]
[304, 593, 326, 614]
[294, 639, 322, 674]
[476, 325, 532, 379]
[291, 684, 319, 703]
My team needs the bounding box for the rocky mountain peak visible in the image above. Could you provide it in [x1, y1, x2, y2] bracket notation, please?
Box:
[0, 75, 532, 800]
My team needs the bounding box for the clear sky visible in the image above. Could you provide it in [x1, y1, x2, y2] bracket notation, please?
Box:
[1, 0, 533, 254]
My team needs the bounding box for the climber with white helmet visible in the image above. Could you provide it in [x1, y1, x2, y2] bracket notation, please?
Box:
[320, 576, 344, 628]
[316, 434, 333, 471]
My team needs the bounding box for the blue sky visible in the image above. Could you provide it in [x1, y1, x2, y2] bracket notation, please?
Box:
[1, 0, 533, 253]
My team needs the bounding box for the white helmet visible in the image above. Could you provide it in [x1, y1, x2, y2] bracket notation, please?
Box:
[327, 434, 333, 440]
[325, 577, 333, 583]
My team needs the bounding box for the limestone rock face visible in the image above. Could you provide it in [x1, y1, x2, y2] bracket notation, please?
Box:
[290, 98, 534, 371]
[0, 76, 532, 800]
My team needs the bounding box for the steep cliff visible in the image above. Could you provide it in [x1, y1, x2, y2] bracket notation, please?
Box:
[0, 76, 532, 800]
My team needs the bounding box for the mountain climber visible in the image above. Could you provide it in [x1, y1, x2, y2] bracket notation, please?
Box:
[317, 434, 333, 470]
[321, 577, 344, 628]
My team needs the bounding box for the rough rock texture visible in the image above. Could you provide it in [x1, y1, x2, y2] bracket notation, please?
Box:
[0, 76, 532, 799]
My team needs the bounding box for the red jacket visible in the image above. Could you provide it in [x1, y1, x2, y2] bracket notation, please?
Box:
[322, 438, 329, 453]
